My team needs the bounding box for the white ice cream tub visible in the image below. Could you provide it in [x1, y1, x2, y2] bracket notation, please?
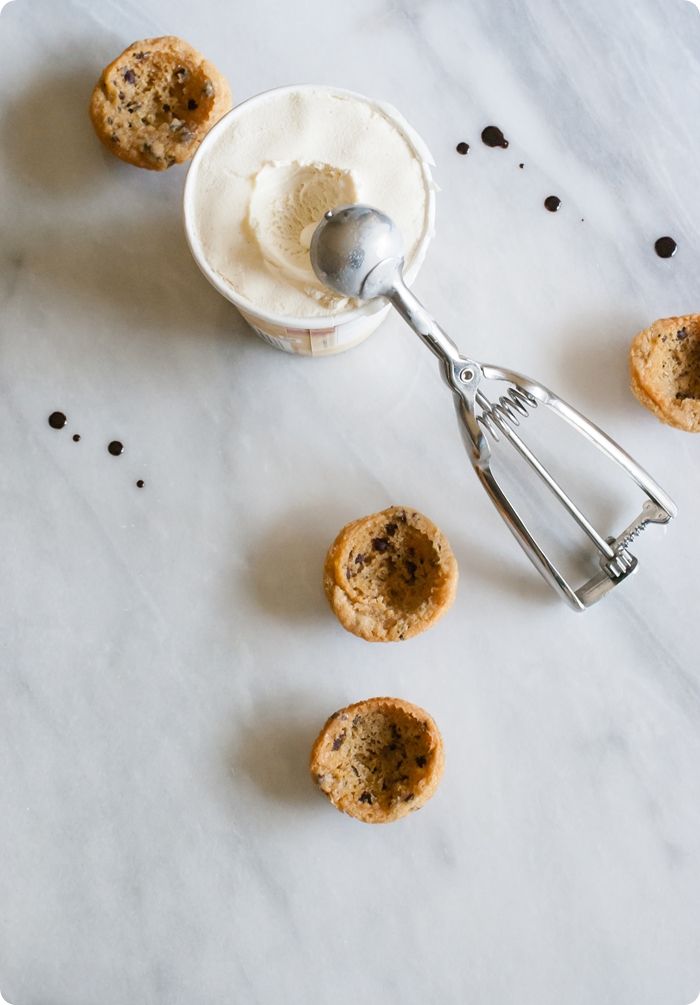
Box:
[183, 84, 436, 357]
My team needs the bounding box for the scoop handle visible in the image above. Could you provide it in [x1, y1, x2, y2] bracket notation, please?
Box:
[386, 279, 488, 469]
[388, 280, 462, 366]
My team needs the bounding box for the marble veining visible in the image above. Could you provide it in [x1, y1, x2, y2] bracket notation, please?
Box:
[0, 0, 699, 1003]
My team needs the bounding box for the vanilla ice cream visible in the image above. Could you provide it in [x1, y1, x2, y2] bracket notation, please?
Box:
[187, 86, 434, 320]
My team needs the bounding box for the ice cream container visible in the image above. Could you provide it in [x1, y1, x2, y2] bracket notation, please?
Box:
[183, 84, 436, 357]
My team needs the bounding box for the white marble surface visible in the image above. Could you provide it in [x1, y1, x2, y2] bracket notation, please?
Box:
[1, 0, 699, 1002]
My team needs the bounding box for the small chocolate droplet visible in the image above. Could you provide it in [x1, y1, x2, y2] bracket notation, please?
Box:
[456, 141, 469, 155]
[544, 195, 561, 212]
[48, 411, 67, 429]
[518, 162, 524, 169]
[654, 236, 677, 259]
[481, 125, 508, 148]
[108, 440, 124, 456]
[72, 434, 80, 442]
[136, 479, 145, 488]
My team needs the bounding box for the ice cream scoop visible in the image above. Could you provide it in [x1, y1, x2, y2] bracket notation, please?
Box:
[310, 204, 466, 361]
[310, 204, 676, 611]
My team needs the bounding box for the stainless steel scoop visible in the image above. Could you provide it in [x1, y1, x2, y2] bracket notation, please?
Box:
[310, 204, 676, 611]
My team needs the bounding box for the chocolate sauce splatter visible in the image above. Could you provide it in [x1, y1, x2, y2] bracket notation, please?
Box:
[544, 195, 561, 212]
[654, 236, 677, 259]
[48, 411, 67, 429]
[108, 440, 124, 456]
[136, 479, 145, 488]
[72, 434, 81, 442]
[518, 162, 524, 169]
[456, 141, 469, 155]
[481, 125, 508, 149]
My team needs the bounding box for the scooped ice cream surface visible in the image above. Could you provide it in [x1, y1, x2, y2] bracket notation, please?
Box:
[247, 160, 358, 293]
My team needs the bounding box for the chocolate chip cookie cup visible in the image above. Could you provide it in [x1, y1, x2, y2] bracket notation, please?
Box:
[310, 697, 445, 824]
[183, 84, 435, 356]
[323, 506, 458, 642]
[629, 314, 700, 432]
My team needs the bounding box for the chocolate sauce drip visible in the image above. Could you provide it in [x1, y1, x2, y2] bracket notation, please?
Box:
[518, 162, 524, 169]
[48, 411, 67, 429]
[136, 479, 145, 488]
[456, 141, 469, 155]
[481, 126, 508, 148]
[544, 195, 561, 212]
[108, 440, 124, 456]
[72, 434, 81, 442]
[654, 236, 677, 259]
